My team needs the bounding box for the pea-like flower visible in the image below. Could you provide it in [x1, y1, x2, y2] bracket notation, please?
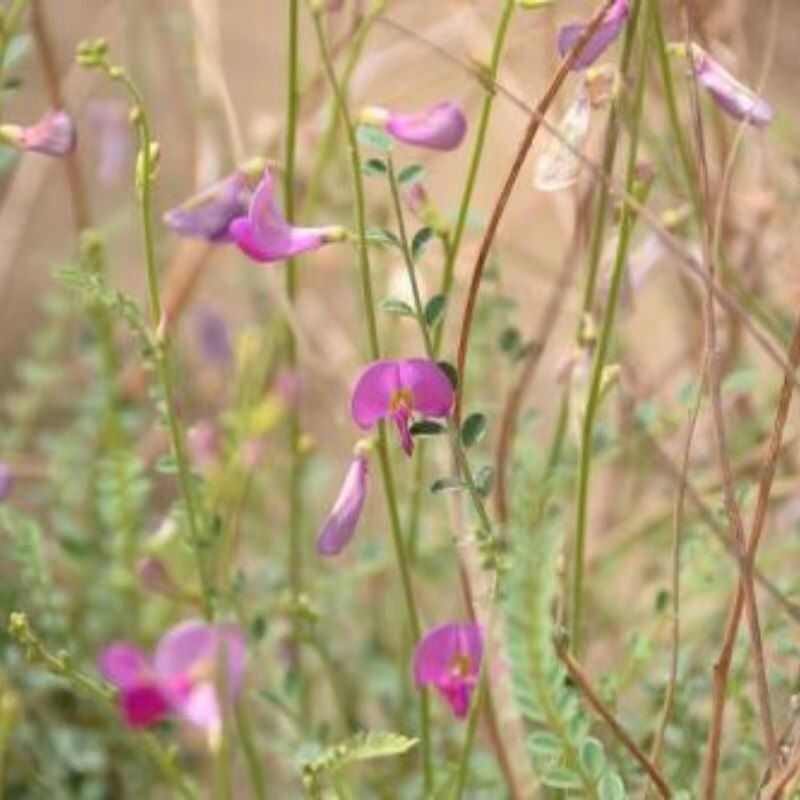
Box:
[557, 0, 630, 70]
[686, 44, 773, 127]
[316, 450, 369, 556]
[99, 620, 246, 748]
[413, 622, 483, 719]
[351, 359, 454, 456]
[164, 164, 261, 242]
[230, 168, 346, 263]
[360, 102, 467, 151]
[0, 109, 76, 157]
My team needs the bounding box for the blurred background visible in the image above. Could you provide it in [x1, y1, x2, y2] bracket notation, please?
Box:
[1, 0, 799, 796]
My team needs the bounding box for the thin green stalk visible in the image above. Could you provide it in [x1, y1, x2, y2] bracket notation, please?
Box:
[283, 0, 309, 726]
[99, 60, 214, 619]
[235, 704, 267, 800]
[309, 8, 432, 791]
[386, 157, 493, 535]
[432, 0, 515, 355]
[570, 1, 650, 657]
[301, 1, 385, 220]
[0, 0, 30, 118]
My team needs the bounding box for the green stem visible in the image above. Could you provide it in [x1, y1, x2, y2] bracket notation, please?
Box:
[284, 0, 310, 726]
[235, 704, 267, 800]
[116, 68, 214, 619]
[570, 0, 650, 657]
[432, 0, 515, 355]
[386, 157, 493, 535]
[309, 8, 432, 791]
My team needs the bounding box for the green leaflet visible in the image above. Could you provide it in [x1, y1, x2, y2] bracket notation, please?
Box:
[504, 458, 627, 798]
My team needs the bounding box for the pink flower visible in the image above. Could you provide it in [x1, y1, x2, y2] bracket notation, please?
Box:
[414, 622, 483, 719]
[688, 44, 773, 127]
[361, 102, 467, 151]
[187, 420, 220, 470]
[99, 620, 246, 746]
[164, 169, 256, 242]
[135, 557, 182, 599]
[230, 168, 346, 263]
[0, 109, 76, 157]
[317, 452, 369, 556]
[351, 359, 454, 456]
[557, 0, 630, 70]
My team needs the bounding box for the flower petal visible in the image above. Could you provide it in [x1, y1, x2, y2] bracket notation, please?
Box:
[98, 643, 151, 689]
[351, 360, 403, 429]
[385, 102, 467, 151]
[154, 620, 217, 680]
[317, 454, 369, 556]
[398, 359, 454, 418]
[178, 680, 221, 737]
[413, 622, 483, 687]
[557, 0, 629, 70]
[120, 683, 170, 728]
[0, 462, 13, 501]
[20, 110, 76, 156]
[692, 46, 773, 127]
[164, 171, 251, 241]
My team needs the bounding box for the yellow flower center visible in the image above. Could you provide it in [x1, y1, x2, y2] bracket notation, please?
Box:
[389, 388, 413, 414]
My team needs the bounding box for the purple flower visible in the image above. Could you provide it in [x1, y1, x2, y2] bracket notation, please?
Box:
[164, 167, 256, 242]
[317, 452, 369, 556]
[230, 168, 346, 263]
[414, 622, 483, 719]
[557, 0, 630, 70]
[87, 100, 132, 185]
[688, 44, 773, 127]
[0, 109, 76, 157]
[351, 359, 454, 456]
[0, 463, 13, 501]
[99, 620, 246, 746]
[361, 102, 467, 151]
[187, 421, 220, 470]
[136, 557, 181, 599]
[195, 308, 232, 365]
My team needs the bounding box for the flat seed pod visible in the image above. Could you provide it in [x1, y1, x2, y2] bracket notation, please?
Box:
[534, 84, 591, 192]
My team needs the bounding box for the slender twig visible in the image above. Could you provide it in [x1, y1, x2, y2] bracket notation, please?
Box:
[557, 645, 672, 799]
[283, 0, 309, 726]
[571, 0, 648, 656]
[234, 703, 267, 800]
[430, 0, 515, 356]
[453, 0, 616, 423]
[308, 8, 432, 790]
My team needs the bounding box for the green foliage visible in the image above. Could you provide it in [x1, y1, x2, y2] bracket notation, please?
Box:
[505, 459, 627, 797]
[301, 731, 418, 797]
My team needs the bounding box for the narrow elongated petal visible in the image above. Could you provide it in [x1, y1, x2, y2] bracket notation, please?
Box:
[351, 361, 403, 430]
[557, 0, 630, 70]
[99, 643, 151, 689]
[317, 454, 369, 556]
[230, 168, 344, 262]
[385, 102, 467, 151]
[164, 171, 252, 242]
[397, 359, 454, 418]
[690, 45, 773, 127]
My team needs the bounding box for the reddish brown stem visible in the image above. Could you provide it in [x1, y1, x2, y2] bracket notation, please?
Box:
[453, 0, 616, 423]
[557, 646, 672, 799]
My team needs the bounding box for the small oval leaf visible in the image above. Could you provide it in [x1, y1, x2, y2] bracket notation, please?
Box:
[380, 298, 415, 317]
[397, 163, 425, 185]
[357, 125, 393, 152]
[430, 477, 465, 494]
[410, 420, 446, 437]
[424, 294, 446, 328]
[412, 226, 434, 261]
[461, 412, 487, 447]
